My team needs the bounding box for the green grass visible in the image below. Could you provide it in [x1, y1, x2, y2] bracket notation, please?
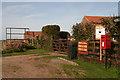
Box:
[63, 65, 85, 78]
[62, 58, 118, 78]
[42, 55, 118, 78]
[34, 53, 50, 56]
[2, 49, 50, 57]
[42, 55, 65, 59]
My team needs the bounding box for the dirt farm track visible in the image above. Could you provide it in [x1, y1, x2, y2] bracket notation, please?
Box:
[2, 52, 78, 78]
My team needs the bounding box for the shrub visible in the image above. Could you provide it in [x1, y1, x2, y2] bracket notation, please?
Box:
[2, 49, 26, 54]
[42, 25, 60, 40]
[72, 23, 95, 41]
[26, 45, 36, 49]
[13, 49, 26, 52]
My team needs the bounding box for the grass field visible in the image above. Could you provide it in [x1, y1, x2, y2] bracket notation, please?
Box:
[64, 59, 118, 78]
[42, 55, 118, 78]
[2, 49, 50, 57]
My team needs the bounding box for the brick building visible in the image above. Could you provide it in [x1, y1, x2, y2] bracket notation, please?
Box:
[81, 16, 108, 40]
[24, 31, 46, 40]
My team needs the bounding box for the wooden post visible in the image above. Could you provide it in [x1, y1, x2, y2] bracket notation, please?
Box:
[10, 28, 11, 40]
[100, 38, 102, 61]
[6, 28, 7, 40]
[103, 49, 107, 69]
[24, 29, 26, 42]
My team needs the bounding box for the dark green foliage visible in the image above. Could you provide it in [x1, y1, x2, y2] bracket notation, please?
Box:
[2, 50, 14, 54]
[2, 49, 26, 54]
[2, 49, 49, 57]
[72, 23, 95, 41]
[37, 35, 44, 48]
[13, 49, 26, 52]
[100, 17, 119, 36]
[59, 31, 70, 39]
[41, 37, 53, 51]
[100, 16, 120, 42]
[36, 36, 39, 40]
[27, 36, 45, 49]
[41, 25, 60, 50]
[42, 25, 60, 40]
[26, 45, 36, 49]
[28, 39, 32, 44]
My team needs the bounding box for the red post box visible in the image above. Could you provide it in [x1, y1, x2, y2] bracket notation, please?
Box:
[101, 35, 111, 49]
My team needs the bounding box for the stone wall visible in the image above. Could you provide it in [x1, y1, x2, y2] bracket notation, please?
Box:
[1, 39, 27, 51]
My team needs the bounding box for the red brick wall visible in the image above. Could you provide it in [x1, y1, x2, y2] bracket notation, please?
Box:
[24, 31, 43, 40]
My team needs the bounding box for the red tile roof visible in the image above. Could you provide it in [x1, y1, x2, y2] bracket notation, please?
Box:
[84, 16, 108, 23]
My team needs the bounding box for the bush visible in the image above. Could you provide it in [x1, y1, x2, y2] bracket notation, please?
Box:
[13, 49, 26, 52]
[2, 49, 26, 54]
[26, 45, 36, 49]
[42, 25, 60, 39]
[2, 50, 14, 54]
[72, 23, 95, 41]
[43, 40, 52, 51]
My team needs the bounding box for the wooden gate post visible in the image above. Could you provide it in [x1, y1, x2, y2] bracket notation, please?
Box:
[100, 38, 102, 61]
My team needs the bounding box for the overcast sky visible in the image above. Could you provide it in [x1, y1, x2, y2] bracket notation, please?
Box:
[1, 2, 118, 40]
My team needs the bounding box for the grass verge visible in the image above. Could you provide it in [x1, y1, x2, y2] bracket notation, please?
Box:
[42, 55, 118, 78]
[63, 58, 118, 78]
[2, 49, 50, 57]
[42, 55, 65, 59]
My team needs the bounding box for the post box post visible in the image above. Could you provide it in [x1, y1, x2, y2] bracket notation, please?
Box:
[100, 38, 102, 61]
[100, 35, 111, 69]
